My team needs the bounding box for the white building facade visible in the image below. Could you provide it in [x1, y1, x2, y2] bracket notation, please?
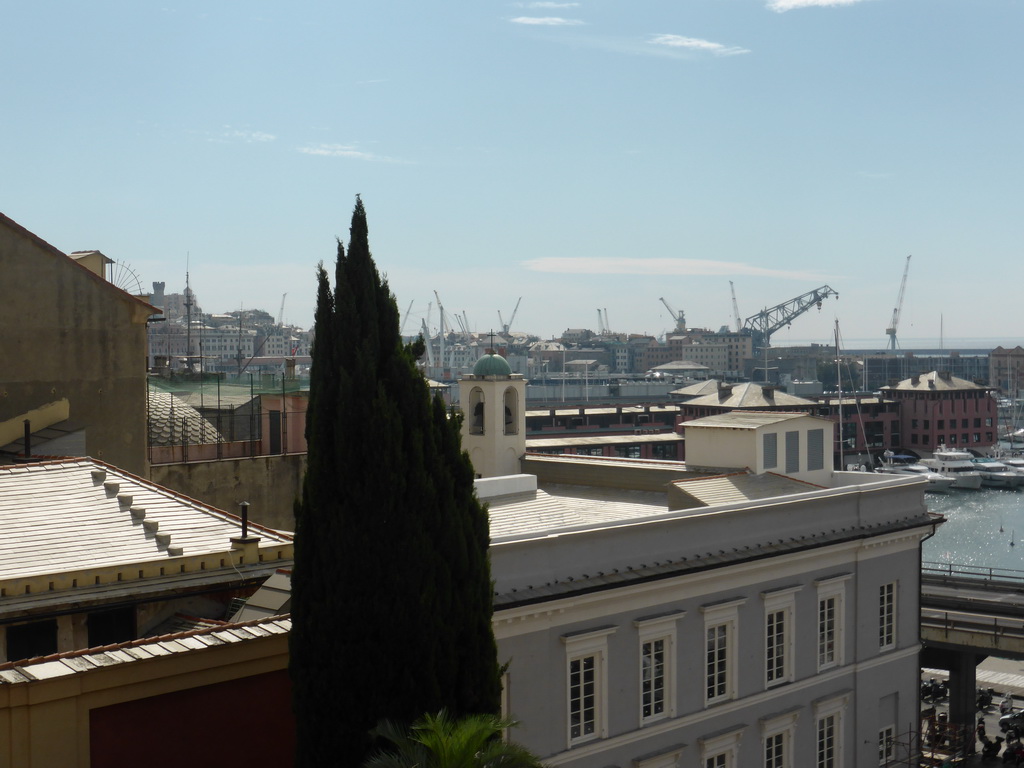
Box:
[486, 467, 934, 768]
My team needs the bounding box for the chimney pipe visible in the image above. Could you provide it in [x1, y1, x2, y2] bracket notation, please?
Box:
[23, 419, 30, 458]
[239, 501, 250, 539]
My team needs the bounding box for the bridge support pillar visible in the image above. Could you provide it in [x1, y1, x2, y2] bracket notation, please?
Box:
[949, 651, 981, 754]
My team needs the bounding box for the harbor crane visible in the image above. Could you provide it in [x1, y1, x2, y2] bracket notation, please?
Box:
[659, 298, 686, 333]
[278, 293, 287, 326]
[742, 285, 839, 349]
[498, 297, 522, 336]
[729, 281, 742, 333]
[886, 255, 912, 350]
[400, 300, 414, 336]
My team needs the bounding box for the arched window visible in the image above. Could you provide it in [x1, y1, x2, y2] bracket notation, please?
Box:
[469, 387, 485, 435]
[503, 386, 518, 435]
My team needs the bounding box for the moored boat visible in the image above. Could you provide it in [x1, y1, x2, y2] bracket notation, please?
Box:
[876, 451, 957, 493]
[971, 458, 1023, 489]
[920, 446, 984, 489]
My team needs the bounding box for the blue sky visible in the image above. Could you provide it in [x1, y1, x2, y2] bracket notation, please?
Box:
[3, 0, 1022, 347]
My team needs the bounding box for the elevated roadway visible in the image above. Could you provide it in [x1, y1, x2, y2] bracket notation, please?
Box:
[920, 562, 1024, 743]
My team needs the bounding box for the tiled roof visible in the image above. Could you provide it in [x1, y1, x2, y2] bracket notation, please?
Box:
[683, 411, 814, 430]
[488, 482, 668, 540]
[147, 389, 223, 446]
[525, 433, 682, 449]
[882, 370, 991, 392]
[0, 615, 291, 683]
[0, 458, 291, 581]
[669, 471, 822, 508]
[682, 382, 816, 409]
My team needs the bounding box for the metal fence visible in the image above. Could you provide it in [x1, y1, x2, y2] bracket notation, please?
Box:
[147, 373, 308, 464]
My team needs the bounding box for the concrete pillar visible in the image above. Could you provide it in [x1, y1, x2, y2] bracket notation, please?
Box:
[949, 651, 980, 754]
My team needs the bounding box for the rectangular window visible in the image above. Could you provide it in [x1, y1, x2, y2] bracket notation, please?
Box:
[818, 596, 836, 668]
[817, 575, 849, 671]
[974, 433, 981, 443]
[785, 431, 799, 473]
[924, 419, 930, 429]
[764, 433, 778, 469]
[765, 733, 785, 768]
[938, 419, 944, 429]
[562, 626, 616, 746]
[817, 714, 836, 768]
[815, 695, 847, 768]
[569, 655, 596, 741]
[641, 638, 666, 720]
[701, 728, 742, 768]
[962, 433, 969, 444]
[807, 428, 824, 471]
[879, 582, 896, 650]
[702, 599, 744, 705]
[763, 586, 798, 688]
[762, 712, 797, 768]
[635, 611, 682, 725]
[706, 624, 729, 702]
[879, 725, 895, 765]
[766, 609, 785, 684]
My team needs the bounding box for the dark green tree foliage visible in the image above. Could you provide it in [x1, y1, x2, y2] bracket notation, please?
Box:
[291, 199, 501, 767]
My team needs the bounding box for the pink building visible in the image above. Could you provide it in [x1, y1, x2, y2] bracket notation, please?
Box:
[881, 370, 997, 454]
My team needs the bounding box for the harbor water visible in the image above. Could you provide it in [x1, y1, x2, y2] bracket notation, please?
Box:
[924, 487, 1024, 572]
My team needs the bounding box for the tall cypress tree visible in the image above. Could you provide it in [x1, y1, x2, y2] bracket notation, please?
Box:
[291, 198, 501, 768]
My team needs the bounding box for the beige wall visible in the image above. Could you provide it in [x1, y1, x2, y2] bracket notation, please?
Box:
[0, 627, 289, 768]
[0, 215, 152, 475]
[150, 453, 305, 531]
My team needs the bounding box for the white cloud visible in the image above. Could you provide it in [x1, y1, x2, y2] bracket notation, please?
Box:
[648, 34, 750, 56]
[767, 0, 868, 11]
[510, 16, 585, 25]
[297, 144, 406, 163]
[206, 127, 276, 144]
[522, 257, 832, 281]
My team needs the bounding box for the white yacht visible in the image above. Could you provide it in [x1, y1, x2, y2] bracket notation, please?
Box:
[876, 453, 957, 493]
[971, 458, 1023, 489]
[920, 446, 984, 489]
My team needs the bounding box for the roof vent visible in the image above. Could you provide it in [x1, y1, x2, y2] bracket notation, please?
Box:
[102, 480, 119, 496]
[116, 494, 133, 509]
[167, 545, 184, 557]
[130, 506, 146, 519]
[155, 532, 171, 546]
[90, 469, 106, 483]
[143, 519, 159, 532]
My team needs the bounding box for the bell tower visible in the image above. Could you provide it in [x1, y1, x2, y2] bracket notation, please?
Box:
[460, 350, 526, 478]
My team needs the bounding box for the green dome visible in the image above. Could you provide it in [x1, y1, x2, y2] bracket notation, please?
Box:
[473, 353, 512, 377]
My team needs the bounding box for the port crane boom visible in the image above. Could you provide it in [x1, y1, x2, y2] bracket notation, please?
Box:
[499, 297, 522, 335]
[659, 298, 685, 333]
[886, 255, 912, 350]
[743, 285, 839, 348]
[729, 281, 742, 333]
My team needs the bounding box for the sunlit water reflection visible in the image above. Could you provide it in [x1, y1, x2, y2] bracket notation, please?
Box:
[924, 488, 1024, 571]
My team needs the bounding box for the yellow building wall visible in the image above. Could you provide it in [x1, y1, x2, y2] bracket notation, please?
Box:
[0, 216, 152, 475]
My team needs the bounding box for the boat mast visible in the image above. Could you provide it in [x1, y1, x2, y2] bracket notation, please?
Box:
[836, 318, 843, 470]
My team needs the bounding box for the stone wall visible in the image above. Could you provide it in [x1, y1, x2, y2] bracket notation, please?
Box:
[150, 453, 305, 532]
